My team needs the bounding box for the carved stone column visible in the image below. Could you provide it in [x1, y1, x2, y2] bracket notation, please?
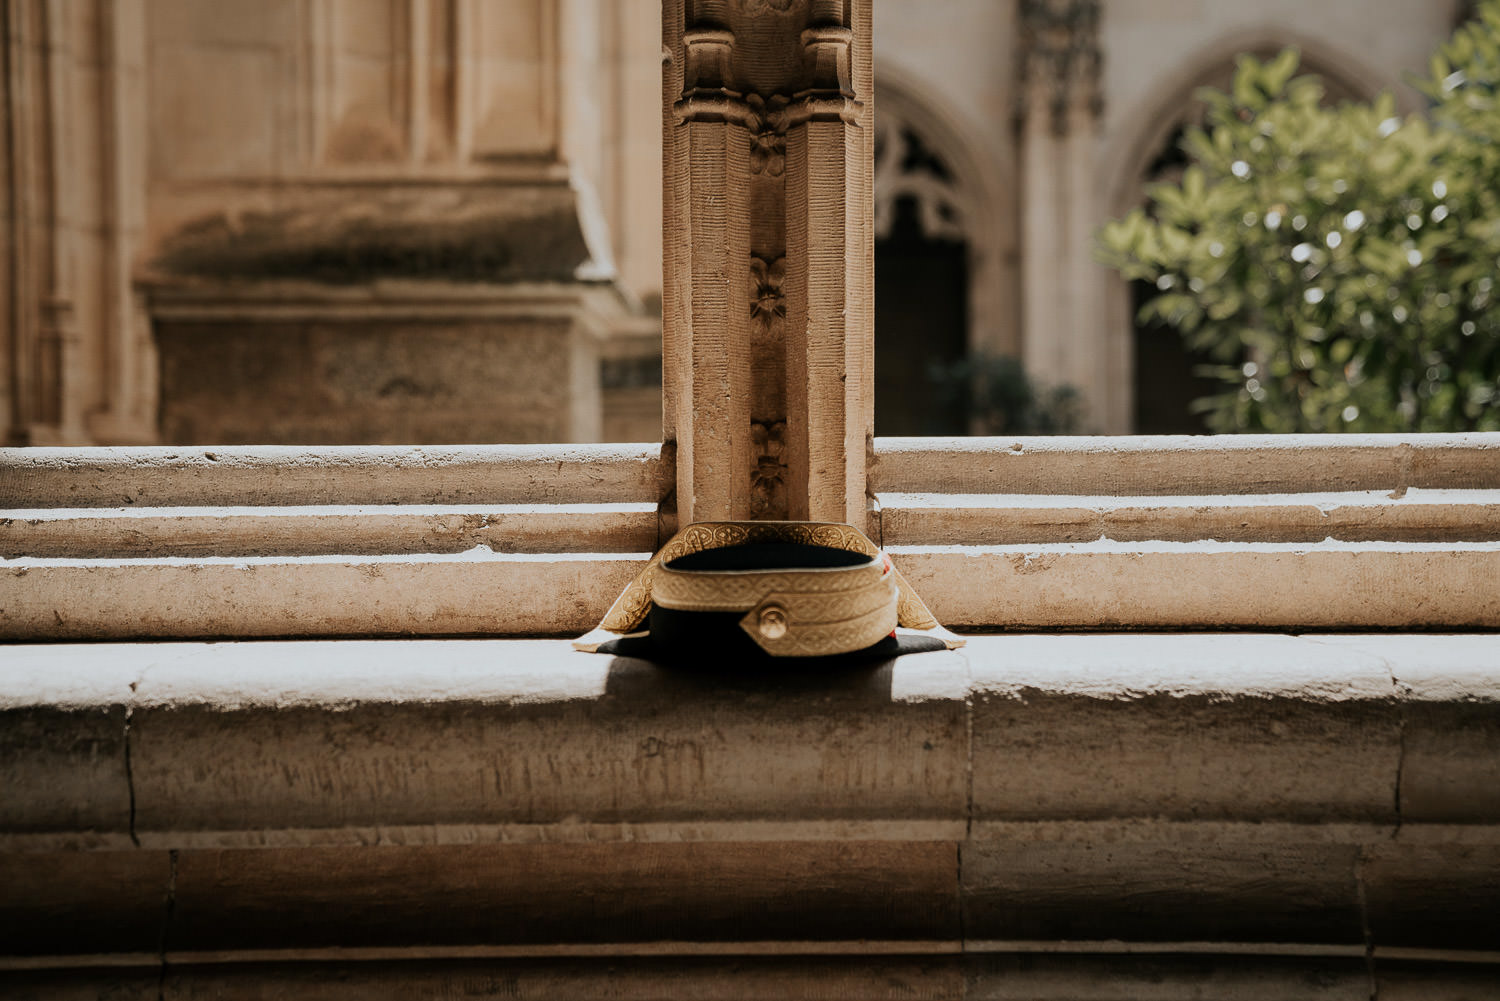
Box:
[663, 0, 874, 527]
[1017, 0, 1105, 427]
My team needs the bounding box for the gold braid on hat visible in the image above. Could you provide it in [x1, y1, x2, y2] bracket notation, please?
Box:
[573, 521, 961, 654]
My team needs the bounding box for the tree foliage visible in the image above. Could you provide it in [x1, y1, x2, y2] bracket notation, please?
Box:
[1097, 2, 1500, 432]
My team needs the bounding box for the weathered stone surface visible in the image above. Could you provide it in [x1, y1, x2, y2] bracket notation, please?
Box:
[4, 635, 1500, 977]
[962, 841, 1363, 945]
[0, 443, 664, 507]
[2, 503, 657, 559]
[165, 841, 958, 951]
[15, 956, 1493, 1001]
[0, 967, 159, 1001]
[14, 635, 1500, 849]
[0, 851, 172, 956]
[123, 642, 969, 843]
[0, 553, 645, 640]
[150, 188, 591, 284]
[0, 645, 141, 843]
[156, 319, 595, 446]
[0, 707, 132, 843]
[879, 489, 1500, 545]
[0, 646, 188, 849]
[1376, 961, 1500, 1000]
[155, 956, 965, 1001]
[1363, 843, 1500, 951]
[966, 954, 1371, 1001]
[872, 436, 1500, 497]
[967, 635, 1401, 826]
[1314, 635, 1500, 825]
[894, 543, 1500, 629]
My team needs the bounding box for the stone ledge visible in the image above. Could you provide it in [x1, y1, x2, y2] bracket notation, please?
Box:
[8, 544, 1500, 638]
[2, 635, 1497, 846]
[0, 503, 658, 559]
[0, 554, 648, 639]
[871, 434, 1500, 495]
[895, 544, 1500, 628]
[6, 436, 1498, 637]
[1, 635, 1497, 966]
[878, 489, 1500, 544]
[0, 443, 664, 508]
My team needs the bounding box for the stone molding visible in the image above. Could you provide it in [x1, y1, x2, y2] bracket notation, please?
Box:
[871, 434, 1500, 495]
[1, 634, 1497, 983]
[4, 435, 1499, 637]
[1, 955, 1497, 1001]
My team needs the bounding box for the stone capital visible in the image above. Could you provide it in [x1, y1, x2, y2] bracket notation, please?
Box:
[1017, 0, 1103, 135]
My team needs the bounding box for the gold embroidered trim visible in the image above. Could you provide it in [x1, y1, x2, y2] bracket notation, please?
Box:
[579, 520, 959, 651]
[596, 521, 877, 634]
[654, 561, 888, 612]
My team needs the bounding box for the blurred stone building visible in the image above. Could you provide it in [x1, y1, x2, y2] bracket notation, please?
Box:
[2, 0, 662, 446]
[0, 0, 1470, 445]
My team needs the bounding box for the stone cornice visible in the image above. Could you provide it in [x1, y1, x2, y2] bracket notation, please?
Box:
[2, 634, 1497, 975]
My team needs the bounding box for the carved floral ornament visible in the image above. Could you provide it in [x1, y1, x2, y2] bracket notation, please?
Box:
[746, 94, 789, 175]
[749, 419, 788, 518]
[750, 255, 787, 332]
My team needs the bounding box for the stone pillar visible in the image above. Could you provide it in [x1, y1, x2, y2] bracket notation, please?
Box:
[663, 0, 874, 527]
[2, 0, 154, 446]
[3, 0, 70, 444]
[1017, 0, 1103, 427]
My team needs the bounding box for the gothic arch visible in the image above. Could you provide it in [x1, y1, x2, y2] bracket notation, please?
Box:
[873, 65, 1016, 361]
[1104, 30, 1391, 222]
[1098, 30, 1394, 432]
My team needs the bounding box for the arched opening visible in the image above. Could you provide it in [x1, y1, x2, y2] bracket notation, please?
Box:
[870, 71, 1015, 436]
[1107, 37, 1383, 432]
[874, 119, 970, 435]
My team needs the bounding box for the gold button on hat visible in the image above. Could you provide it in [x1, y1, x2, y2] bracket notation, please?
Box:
[757, 605, 788, 640]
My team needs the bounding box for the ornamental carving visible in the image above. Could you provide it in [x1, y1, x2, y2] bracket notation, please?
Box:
[1018, 0, 1103, 134]
[750, 254, 786, 334]
[744, 0, 798, 12]
[746, 94, 789, 175]
[873, 112, 967, 243]
[750, 420, 788, 519]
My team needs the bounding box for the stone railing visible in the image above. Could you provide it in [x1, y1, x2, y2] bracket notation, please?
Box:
[4, 434, 1497, 638]
[4, 435, 1497, 995]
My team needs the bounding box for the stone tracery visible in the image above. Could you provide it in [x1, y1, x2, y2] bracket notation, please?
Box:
[873, 113, 967, 245]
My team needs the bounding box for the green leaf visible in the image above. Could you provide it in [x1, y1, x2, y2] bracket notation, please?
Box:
[1094, 5, 1500, 433]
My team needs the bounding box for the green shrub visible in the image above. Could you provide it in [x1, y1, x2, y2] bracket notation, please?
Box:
[1097, 2, 1500, 432]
